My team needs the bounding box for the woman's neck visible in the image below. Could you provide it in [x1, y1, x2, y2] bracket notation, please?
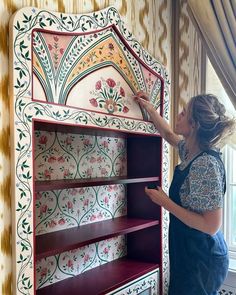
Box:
[184, 137, 201, 160]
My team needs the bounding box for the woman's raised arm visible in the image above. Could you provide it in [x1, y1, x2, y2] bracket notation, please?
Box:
[133, 91, 180, 147]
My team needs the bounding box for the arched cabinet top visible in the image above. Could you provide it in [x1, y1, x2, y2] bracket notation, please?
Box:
[10, 6, 169, 135]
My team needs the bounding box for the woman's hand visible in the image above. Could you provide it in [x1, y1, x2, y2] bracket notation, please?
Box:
[145, 186, 222, 235]
[145, 186, 170, 208]
[132, 91, 156, 114]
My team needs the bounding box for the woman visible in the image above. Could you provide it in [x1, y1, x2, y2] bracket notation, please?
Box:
[133, 92, 235, 295]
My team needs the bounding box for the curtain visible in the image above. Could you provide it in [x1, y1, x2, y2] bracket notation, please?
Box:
[187, 0, 236, 110]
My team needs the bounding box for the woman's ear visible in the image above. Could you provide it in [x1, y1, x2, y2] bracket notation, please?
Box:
[190, 118, 198, 129]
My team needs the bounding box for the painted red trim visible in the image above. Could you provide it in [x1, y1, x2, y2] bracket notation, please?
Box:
[32, 120, 36, 295]
[33, 117, 161, 138]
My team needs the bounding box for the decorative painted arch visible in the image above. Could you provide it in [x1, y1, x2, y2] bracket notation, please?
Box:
[32, 25, 163, 120]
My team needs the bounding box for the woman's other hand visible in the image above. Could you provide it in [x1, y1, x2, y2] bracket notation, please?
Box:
[145, 186, 169, 208]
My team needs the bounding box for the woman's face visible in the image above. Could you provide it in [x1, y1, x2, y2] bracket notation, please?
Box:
[175, 104, 193, 137]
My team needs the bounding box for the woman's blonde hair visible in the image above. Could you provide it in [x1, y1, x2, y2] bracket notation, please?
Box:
[187, 94, 235, 150]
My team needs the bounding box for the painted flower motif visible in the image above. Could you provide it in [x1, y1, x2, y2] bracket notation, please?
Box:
[67, 201, 73, 209]
[95, 80, 102, 90]
[40, 204, 48, 214]
[83, 139, 91, 146]
[103, 247, 109, 254]
[58, 218, 65, 225]
[40, 268, 48, 277]
[83, 199, 89, 206]
[78, 188, 85, 194]
[83, 254, 90, 263]
[57, 156, 65, 163]
[90, 78, 129, 114]
[67, 259, 73, 268]
[47, 35, 64, 70]
[90, 214, 96, 221]
[86, 168, 93, 177]
[69, 188, 78, 196]
[107, 185, 113, 192]
[49, 220, 57, 228]
[63, 169, 70, 178]
[108, 43, 114, 50]
[106, 78, 116, 88]
[102, 141, 109, 148]
[65, 136, 72, 145]
[104, 196, 109, 204]
[44, 169, 51, 180]
[36, 192, 43, 200]
[89, 98, 98, 107]
[89, 156, 96, 163]
[97, 156, 103, 163]
[97, 212, 103, 219]
[104, 99, 118, 114]
[120, 87, 125, 97]
[39, 135, 48, 145]
[48, 156, 57, 163]
[101, 167, 108, 176]
[123, 106, 129, 113]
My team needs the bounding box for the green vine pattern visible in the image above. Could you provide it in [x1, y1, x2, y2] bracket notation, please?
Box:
[108, 270, 159, 295]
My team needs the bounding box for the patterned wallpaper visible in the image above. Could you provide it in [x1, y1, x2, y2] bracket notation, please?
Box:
[177, 0, 204, 107]
[34, 131, 127, 235]
[36, 235, 127, 289]
[34, 130, 127, 288]
[1, 0, 205, 294]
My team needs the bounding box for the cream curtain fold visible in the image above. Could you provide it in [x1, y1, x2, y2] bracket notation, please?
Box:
[187, 0, 236, 110]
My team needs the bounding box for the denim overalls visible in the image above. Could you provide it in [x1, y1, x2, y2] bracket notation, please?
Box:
[168, 150, 229, 295]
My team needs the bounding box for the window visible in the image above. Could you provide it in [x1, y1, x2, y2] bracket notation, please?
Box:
[206, 58, 236, 269]
[223, 145, 236, 257]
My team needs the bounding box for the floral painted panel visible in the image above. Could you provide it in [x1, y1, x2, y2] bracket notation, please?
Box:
[36, 235, 126, 289]
[34, 129, 127, 287]
[34, 131, 127, 180]
[107, 269, 159, 295]
[32, 28, 163, 121]
[35, 131, 127, 180]
[34, 131, 127, 233]
[35, 185, 127, 235]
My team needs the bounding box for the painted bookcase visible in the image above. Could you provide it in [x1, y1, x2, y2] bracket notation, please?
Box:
[9, 6, 170, 295]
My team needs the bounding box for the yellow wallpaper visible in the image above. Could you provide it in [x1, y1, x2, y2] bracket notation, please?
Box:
[1, 1, 172, 294]
[178, 0, 203, 107]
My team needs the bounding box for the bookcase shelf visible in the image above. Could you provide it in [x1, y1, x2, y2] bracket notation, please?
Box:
[36, 216, 160, 260]
[35, 176, 160, 192]
[33, 123, 163, 293]
[36, 257, 159, 295]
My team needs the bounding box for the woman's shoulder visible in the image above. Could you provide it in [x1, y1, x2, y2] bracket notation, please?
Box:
[191, 150, 224, 175]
